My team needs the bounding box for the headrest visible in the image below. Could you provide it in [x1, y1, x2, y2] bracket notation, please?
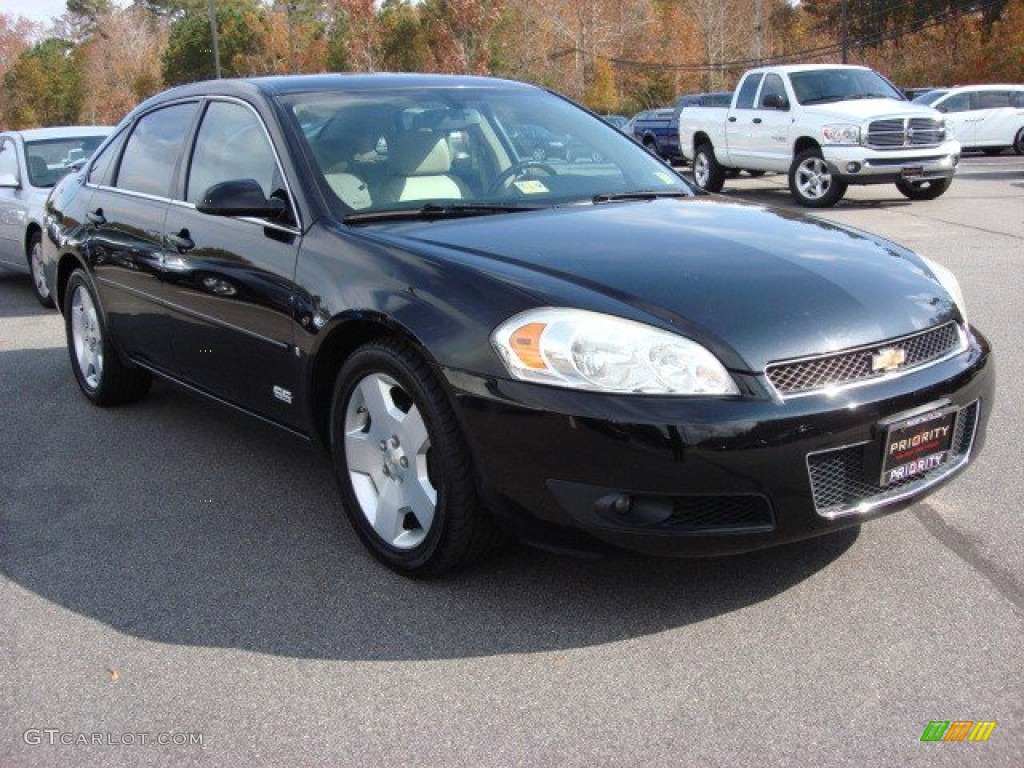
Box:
[389, 131, 452, 176]
[28, 155, 48, 177]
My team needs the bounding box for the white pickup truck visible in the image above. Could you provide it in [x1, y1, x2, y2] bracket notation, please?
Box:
[678, 64, 961, 207]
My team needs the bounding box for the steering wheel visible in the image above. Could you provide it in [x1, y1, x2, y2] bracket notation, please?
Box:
[488, 160, 558, 195]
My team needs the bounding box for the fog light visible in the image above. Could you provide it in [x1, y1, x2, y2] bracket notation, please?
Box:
[846, 162, 861, 173]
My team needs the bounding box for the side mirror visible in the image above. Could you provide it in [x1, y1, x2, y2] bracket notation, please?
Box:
[0, 172, 20, 188]
[196, 179, 287, 219]
[762, 94, 789, 111]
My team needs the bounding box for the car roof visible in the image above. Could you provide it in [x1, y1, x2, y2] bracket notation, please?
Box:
[2, 126, 113, 141]
[136, 73, 541, 111]
[935, 83, 1024, 93]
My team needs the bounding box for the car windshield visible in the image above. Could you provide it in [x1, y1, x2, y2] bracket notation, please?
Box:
[912, 90, 949, 106]
[280, 85, 692, 220]
[24, 135, 107, 188]
[789, 69, 905, 105]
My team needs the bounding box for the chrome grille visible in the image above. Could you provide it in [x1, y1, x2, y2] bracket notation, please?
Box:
[867, 117, 945, 149]
[807, 400, 979, 518]
[766, 322, 963, 397]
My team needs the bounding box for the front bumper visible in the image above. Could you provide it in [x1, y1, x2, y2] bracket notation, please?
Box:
[822, 144, 960, 185]
[445, 329, 993, 557]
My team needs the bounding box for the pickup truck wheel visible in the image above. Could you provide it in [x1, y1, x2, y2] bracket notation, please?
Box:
[693, 144, 725, 193]
[1014, 128, 1024, 155]
[789, 149, 847, 207]
[895, 177, 951, 201]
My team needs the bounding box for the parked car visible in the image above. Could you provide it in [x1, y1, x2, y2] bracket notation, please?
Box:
[680, 64, 961, 206]
[43, 74, 992, 576]
[507, 122, 602, 162]
[913, 84, 1024, 155]
[629, 94, 733, 163]
[0, 126, 111, 306]
[601, 114, 630, 131]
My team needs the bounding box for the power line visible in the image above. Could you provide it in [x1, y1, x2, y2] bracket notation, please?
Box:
[603, 0, 1007, 74]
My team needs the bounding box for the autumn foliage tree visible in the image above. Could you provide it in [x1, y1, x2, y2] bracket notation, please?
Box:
[2, 0, 1022, 128]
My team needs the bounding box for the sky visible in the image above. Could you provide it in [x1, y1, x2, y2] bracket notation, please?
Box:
[5, 0, 74, 27]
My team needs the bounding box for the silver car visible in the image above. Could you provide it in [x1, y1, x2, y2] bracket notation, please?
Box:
[0, 126, 112, 306]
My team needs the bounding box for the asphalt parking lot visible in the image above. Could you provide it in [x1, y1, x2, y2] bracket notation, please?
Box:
[2, 153, 1022, 767]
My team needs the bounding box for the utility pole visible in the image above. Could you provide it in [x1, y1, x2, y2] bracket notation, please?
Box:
[840, 0, 849, 64]
[207, 0, 222, 78]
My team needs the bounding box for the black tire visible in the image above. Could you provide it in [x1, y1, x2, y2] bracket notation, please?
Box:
[788, 148, 847, 208]
[64, 269, 152, 406]
[28, 231, 54, 308]
[692, 143, 725, 193]
[895, 176, 952, 201]
[330, 338, 504, 576]
[1014, 128, 1024, 156]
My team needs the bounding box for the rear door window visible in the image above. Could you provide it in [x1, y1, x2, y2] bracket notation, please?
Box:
[117, 102, 199, 197]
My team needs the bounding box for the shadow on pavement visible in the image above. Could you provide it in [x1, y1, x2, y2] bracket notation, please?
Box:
[1, 345, 858, 661]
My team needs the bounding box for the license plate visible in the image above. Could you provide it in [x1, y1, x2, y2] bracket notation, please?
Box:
[900, 166, 924, 179]
[880, 406, 958, 486]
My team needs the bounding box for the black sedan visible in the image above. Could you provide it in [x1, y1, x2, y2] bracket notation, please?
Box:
[42, 74, 993, 576]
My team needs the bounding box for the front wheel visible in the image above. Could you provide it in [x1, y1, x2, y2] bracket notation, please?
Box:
[1014, 128, 1024, 155]
[789, 149, 847, 207]
[28, 231, 54, 308]
[330, 339, 504, 576]
[895, 177, 952, 200]
[64, 269, 151, 405]
[692, 143, 725, 193]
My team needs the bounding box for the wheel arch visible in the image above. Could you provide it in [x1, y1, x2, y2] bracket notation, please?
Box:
[55, 252, 90, 315]
[23, 222, 42, 262]
[792, 136, 821, 157]
[308, 312, 442, 447]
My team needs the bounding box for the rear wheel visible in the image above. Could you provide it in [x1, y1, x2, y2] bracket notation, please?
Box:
[789, 149, 847, 207]
[692, 143, 725, 193]
[895, 176, 952, 200]
[28, 231, 54, 308]
[1014, 128, 1024, 155]
[64, 269, 151, 405]
[330, 338, 504, 576]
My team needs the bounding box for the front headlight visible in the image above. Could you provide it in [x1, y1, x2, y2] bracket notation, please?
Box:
[491, 308, 739, 395]
[919, 255, 968, 327]
[822, 124, 861, 145]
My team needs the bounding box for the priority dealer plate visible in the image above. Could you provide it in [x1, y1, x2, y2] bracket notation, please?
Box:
[880, 405, 958, 486]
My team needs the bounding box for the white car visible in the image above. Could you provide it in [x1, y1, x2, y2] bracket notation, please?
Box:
[914, 84, 1024, 155]
[0, 126, 112, 306]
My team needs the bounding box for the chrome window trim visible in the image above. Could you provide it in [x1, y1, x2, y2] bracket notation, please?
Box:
[764, 322, 968, 400]
[82, 94, 304, 232]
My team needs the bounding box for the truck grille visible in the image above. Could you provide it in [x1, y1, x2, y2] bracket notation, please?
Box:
[765, 322, 964, 397]
[807, 400, 979, 518]
[867, 117, 946, 149]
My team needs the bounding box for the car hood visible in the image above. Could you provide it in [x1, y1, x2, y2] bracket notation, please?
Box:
[803, 99, 943, 123]
[364, 198, 958, 372]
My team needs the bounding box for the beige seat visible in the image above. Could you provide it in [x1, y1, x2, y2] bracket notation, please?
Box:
[325, 172, 373, 210]
[379, 131, 466, 203]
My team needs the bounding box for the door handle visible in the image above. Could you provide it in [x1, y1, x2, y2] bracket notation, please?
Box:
[167, 229, 195, 252]
[86, 208, 105, 225]
[728, 116, 737, 123]
[753, 118, 763, 124]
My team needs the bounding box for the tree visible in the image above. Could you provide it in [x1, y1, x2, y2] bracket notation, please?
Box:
[325, 0, 378, 72]
[162, 0, 267, 84]
[377, 0, 430, 72]
[4, 38, 85, 127]
[79, 6, 168, 124]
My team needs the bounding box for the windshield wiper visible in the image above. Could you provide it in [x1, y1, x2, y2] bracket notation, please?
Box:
[345, 202, 541, 224]
[591, 190, 691, 204]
